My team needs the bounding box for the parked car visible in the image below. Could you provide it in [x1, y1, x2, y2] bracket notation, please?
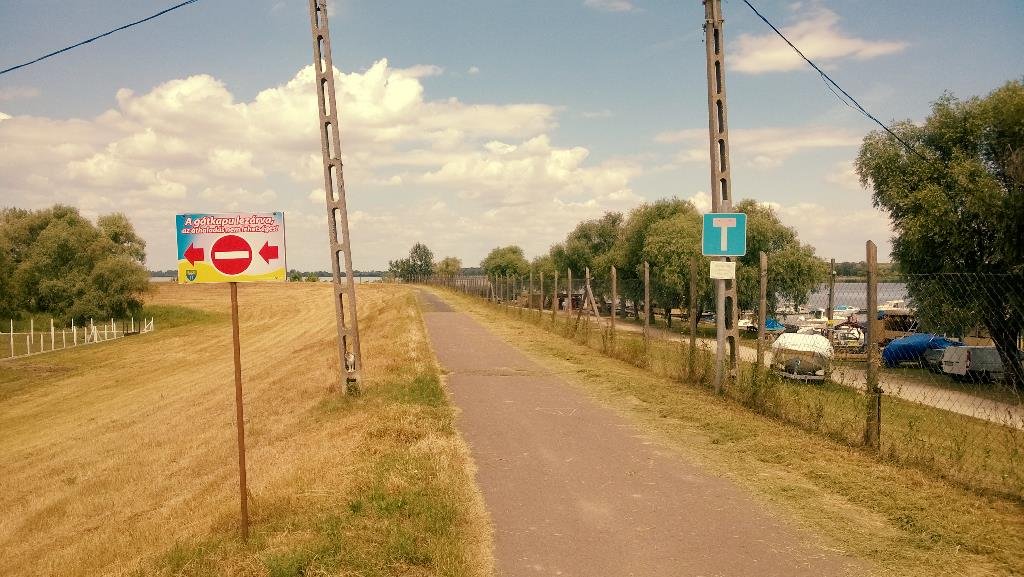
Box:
[921, 347, 946, 373]
[940, 346, 1007, 382]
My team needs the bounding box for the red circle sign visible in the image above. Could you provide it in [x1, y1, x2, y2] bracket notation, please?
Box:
[211, 235, 252, 276]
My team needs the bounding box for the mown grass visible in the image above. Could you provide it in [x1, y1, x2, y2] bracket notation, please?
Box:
[440, 289, 1024, 576]
[0, 283, 491, 577]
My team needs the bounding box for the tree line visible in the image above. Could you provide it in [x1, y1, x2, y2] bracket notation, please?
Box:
[0, 205, 149, 322]
[389, 197, 829, 325]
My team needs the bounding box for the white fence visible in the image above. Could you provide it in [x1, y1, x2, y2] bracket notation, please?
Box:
[1, 317, 155, 361]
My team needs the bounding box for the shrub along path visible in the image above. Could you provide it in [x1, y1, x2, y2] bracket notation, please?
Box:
[419, 290, 867, 577]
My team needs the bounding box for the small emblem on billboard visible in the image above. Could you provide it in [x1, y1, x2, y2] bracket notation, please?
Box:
[185, 269, 198, 282]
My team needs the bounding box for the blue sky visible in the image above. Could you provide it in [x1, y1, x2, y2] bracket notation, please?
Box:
[1, 0, 1021, 270]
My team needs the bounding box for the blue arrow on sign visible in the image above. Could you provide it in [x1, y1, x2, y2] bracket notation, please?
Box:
[702, 212, 747, 257]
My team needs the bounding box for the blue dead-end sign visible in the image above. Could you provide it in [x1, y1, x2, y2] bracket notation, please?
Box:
[702, 212, 747, 257]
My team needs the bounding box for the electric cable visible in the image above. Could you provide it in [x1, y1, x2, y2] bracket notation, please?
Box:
[0, 0, 201, 77]
[740, 0, 934, 164]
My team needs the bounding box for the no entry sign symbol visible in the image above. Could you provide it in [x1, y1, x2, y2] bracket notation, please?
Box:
[211, 235, 253, 276]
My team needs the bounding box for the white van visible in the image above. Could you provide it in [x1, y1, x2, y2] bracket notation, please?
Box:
[940, 346, 1005, 382]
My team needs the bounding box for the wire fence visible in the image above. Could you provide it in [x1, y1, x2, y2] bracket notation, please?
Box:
[1, 316, 155, 361]
[420, 265, 1024, 501]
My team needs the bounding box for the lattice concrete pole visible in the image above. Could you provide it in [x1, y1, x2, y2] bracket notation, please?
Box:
[30, 318, 33, 345]
[704, 0, 740, 393]
[72, 319, 77, 346]
[50, 319, 54, 350]
[864, 241, 881, 449]
[9, 320, 13, 358]
[309, 0, 362, 390]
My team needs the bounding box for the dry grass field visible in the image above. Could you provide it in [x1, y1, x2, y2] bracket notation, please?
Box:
[0, 283, 492, 576]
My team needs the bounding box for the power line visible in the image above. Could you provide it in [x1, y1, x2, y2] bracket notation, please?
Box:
[0, 0, 201, 77]
[739, 0, 933, 164]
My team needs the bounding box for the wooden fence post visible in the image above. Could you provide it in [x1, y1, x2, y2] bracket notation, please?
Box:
[827, 258, 836, 323]
[864, 241, 881, 449]
[757, 252, 767, 369]
[539, 272, 545, 314]
[610, 265, 617, 346]
[552, 270, 559, 318]
[530, 271, 535, 312]
[643, 261, 650, 340]
[688, 257, 698, 379]
[567, 269, 573, 316]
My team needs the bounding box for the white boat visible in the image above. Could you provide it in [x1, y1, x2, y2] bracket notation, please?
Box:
[879, 299, 914, 314]
[770, 333, 833, 381]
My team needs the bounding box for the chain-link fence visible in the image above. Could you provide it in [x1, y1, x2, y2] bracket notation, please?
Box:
[422, 265, 1023, 500]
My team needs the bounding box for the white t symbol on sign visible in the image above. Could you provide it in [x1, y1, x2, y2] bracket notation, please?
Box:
[712, 217, 737, 251]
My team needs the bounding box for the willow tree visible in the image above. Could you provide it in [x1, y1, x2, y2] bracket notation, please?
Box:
[856, 80, 1024, 388]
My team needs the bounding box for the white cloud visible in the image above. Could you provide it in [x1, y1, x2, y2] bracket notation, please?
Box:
[583, 0, 636, 13]
[0, 86, 40, 101]
[656, 126, 861, 168]
[581, 109, 613, 119]
[0, 58, 640, 270]
[467, 66, 480, 75]
[825, 160, 867, 191]
[732, 5, 907, 74]
[687, 191, 712, 214]
[761, 200, 893, 260]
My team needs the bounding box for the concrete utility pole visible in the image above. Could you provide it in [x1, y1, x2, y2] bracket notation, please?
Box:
[704, 0, 739, 392]
[308, 0, 361, 392]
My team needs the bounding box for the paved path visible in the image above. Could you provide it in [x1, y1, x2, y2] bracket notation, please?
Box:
[419, 291, 863, 577]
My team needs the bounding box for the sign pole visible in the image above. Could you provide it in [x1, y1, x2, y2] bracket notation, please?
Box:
[230, 282, 250, 540]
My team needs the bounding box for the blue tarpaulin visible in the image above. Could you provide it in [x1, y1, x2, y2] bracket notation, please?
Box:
[882, 333, 962, 367]
[766, 317, 784, 331]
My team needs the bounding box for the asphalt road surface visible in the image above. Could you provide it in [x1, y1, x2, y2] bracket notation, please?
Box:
[419, 291, 864, 577]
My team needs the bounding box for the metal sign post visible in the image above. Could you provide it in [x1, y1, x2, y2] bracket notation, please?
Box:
[229, 281, 249, 540]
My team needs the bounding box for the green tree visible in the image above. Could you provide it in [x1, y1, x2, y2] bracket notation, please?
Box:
[611, 198, 695, 320]
[481, 246, 529, 278]
[641, 211, 713, 327]
[304, 272, 320, 282]
[288, 269, 303, 282]
[388, 242, 435, 281]
[531, 254, 557, 278]
[856, 80, 1024, 387]
[0, 205, 149, 322]
[733, 199, 827, 313]
[436, 256, 462, 277]
[550, 212, 622, 275]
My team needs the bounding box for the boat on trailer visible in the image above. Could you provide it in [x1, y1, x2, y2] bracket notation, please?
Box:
[770, 333, 833, 382]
